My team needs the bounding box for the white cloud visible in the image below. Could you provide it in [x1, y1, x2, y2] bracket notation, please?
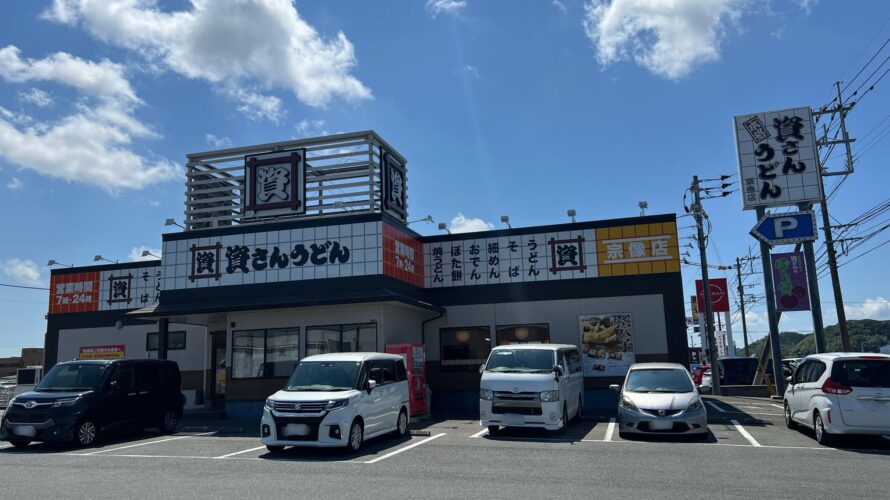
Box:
[2, 259, 44, 286]
[19, 88, 53, 107]
[553, 0, 567, 13]
[454, 64, 481, 79]
[583, 0, 742, 80]
[448, 213, 495, 233]
[793, 0, 818, 15]
[226, 87, 285, 123]
[295, 119, 328, 138]
[0, 46, 180, 192]
[845, 297, 890, 321]
[6, 176, 24, 190]
[43, 0, 372, 109]
[426, 0, 467, 18]
[128, 246, 161, 261]
[205, 133, 231, 148]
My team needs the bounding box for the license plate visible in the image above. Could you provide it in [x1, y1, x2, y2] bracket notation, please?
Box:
[502, 414, 524, 426]
[282, 423, 310, 437]
[12, 426, 36, 437]
[648, 420, 673, 431]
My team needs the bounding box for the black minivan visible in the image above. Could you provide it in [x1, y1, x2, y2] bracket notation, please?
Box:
[1, 359, 185, 448]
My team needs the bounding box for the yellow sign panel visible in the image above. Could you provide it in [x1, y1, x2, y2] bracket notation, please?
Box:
[595, 221, 680, 277]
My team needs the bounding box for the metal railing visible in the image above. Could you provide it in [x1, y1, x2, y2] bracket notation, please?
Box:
[183, 131, 408, 231]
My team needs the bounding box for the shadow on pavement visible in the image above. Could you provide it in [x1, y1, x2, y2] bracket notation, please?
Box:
[257, 434, 413, 462]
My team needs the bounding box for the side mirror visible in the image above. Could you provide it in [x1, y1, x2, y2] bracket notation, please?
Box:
[609, 384, 620, 392]
[105, 380, 119, 392]
[785, 376, 793, 384]
[367, 379, 377, 392]
[479, 364, 485, 374]
[553, 365, 563, 380]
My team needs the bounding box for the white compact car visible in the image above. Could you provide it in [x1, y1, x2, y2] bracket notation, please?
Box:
[479, 344, 584, 434]
[783, 353, 890, 445]
[261, 353, 410, 453]
[612, 362, 708, 438]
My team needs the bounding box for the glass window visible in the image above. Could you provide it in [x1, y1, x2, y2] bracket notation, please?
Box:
[146, 331, 187, 351]
[831, 360, 890, 387]
[566, 349, 583, 374]
[395, 358, 407, 382]
[36, 363, 109, 391]
[440, 327, 491, 372]
[232, 328, 301, 379]
[484, 348, 555, 373]
[496, 324, 550, 345]
[135, 364, 160, 390]
[113, 366, 134, 393]
[285, 360, 362, 391]
[625, 369, 694, 393]
[232, 329, 265, 379]
[306, 323, 377, 356]
[810, 361, 827, 382]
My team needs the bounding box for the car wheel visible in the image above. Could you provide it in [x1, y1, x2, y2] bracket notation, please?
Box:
[265, 445, 284, 454]
[10, 439, 31, 449]
[159, 410, 179, 435]
[75, 419, 99, 448]
[392, 409, 408, 438]
[784, 402, 797, 429]
[347, 419, 363, 453]
[814, 412, 832, 446]
[487, 425, 499, 435]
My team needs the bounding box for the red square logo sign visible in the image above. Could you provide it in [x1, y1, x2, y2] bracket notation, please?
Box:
[696, 278, 730, 313]
[49, 272, 100, 315]
[382, 223, 423, 287]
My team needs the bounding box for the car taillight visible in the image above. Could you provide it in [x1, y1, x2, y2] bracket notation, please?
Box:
[821, 378, 853, 395]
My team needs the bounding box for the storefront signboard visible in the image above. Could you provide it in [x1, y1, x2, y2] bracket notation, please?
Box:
[771, 251, 810, 312]
[579, 313, 635, 377]
[79, 345, 125, 360]
[734, 107, 822, 210]
[49, 265, 161, 315]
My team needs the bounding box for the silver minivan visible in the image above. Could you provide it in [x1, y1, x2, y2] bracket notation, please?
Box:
[479, 344, 584, 434]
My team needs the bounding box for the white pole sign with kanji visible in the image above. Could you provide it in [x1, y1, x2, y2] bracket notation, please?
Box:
[734, 106, 823, 210]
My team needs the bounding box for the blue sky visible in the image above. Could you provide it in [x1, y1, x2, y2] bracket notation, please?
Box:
[2, 0, 890, 357]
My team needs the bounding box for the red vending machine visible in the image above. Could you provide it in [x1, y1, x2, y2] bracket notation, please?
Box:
[385, 343, 426, 417]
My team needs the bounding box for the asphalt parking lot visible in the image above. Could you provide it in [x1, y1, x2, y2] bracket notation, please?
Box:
[2, 396, 889, 499]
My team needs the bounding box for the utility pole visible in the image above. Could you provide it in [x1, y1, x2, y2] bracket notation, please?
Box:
[756, 207, 786, 396]
[813, 81, 855, 351]
[691, 176, 721, 396]
[736, 257, 750, 356]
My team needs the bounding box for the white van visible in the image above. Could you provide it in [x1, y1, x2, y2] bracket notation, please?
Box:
[12, 366, 43, 397]
[261, 353, 410, 453]
[479, 344, 584, 434]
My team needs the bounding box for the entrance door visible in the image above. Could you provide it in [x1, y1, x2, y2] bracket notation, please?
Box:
[210, 331, 227, 410]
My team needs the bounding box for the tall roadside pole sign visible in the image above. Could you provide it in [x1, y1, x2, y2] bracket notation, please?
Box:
[733, 106, 826, 397]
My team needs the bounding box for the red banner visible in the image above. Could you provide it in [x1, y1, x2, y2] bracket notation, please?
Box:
[79, 345, 125, 360]
[696, 278, 730, 313]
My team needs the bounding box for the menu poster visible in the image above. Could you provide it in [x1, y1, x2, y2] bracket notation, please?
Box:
[579, 313, 635, 377]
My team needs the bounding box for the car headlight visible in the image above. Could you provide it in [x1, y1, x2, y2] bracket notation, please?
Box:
[264, 399, 275, 411]
[686, 398, 703, 411]
[52, 397, 80, 408]
[480, 389, 493, 401]
[620, 396, 638, 411]
[324, 399, 349, 411]
[540, 390, 560, 402]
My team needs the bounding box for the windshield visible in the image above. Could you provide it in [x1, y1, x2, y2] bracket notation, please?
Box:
[832, 360, 890, 388]
[36, 363, 107, 392]
[625, 369, 694, 393]
[485, 349, 554, 373]
[285, 361, 362, 391]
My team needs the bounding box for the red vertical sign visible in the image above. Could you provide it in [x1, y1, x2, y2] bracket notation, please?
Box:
[695, 278, 729, 313]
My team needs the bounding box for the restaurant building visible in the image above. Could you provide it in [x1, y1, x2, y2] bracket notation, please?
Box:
[44, 131, 687, 418]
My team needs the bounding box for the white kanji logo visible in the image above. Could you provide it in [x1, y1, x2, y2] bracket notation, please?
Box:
[390, 169, 404, 207]
[651, 238, 669, 257]
[628, 241, 646, 259]
[256, 165, 290, 203]
[606, 243, 624, 260]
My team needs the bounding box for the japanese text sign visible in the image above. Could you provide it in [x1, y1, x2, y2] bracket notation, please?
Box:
[771, 252, 810, 312]
[696, 278, 730, 313]
[79, 345, 125, 360]
[734, 107, 823, 210]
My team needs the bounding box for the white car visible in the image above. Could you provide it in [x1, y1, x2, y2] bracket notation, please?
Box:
[479, 344, 584, 434]
[783, 353, 890, 445]
[261, 353, 410, 453]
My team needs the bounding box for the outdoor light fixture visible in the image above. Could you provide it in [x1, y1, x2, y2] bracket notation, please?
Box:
[141, 250, 161, 259]
[455, 330, 471, 343]
[638, 201, 648, 216]
[437, 222, 451, 234]
[47, 259, 73, 268]
[567, 209, 576, 223]
[164, 218, 185, 229]
[500, 215, 511, 229]
[93, 255, 118, 264]
[514, 327, 530, 341]
[408, 215, 434, 225]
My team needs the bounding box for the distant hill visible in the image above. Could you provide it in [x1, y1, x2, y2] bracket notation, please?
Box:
[739, 319, 890, 358]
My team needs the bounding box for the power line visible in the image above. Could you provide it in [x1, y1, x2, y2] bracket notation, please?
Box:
[0, 283, 49, 291]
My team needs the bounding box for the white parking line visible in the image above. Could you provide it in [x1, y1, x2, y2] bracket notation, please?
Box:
[731, 419, 761, 447]
[769, 403, 784, 409]
[364, 433, 446, 464]
[705, 401, 726, 413]
[73, 431, 216, 456]
[604, 419, 616, 442]
[214, 445, 268, 459]
[469, 428, 489, 438]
